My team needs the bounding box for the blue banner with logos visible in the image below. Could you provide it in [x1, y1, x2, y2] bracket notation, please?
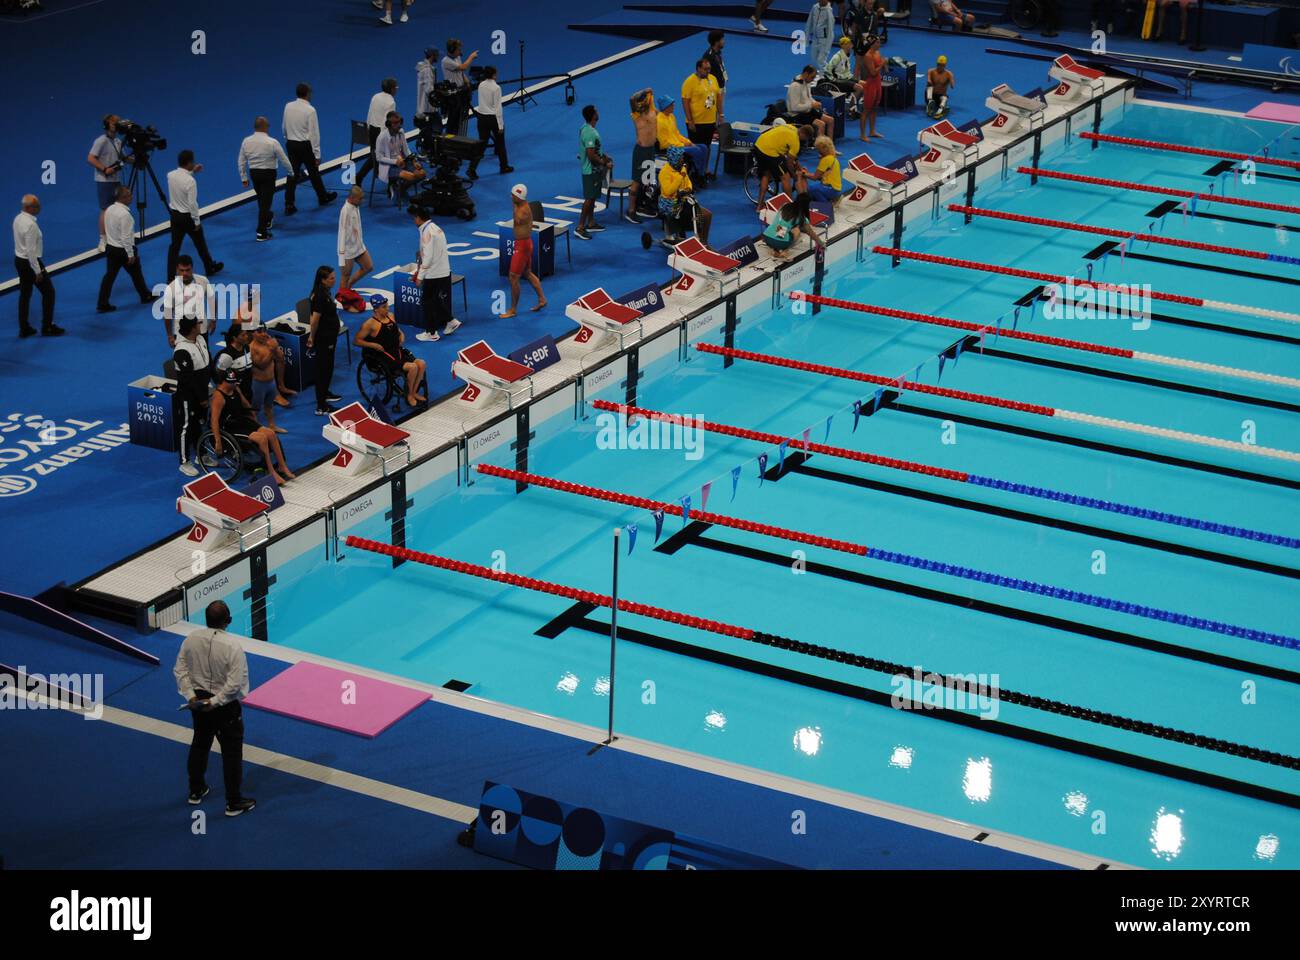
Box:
[715, 234, 761, 268]
[507, 334, 561, 372]
[615, 281, 666, 316]
[886, 154, 921, 181]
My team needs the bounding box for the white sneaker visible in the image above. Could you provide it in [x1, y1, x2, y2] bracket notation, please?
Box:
[442, 318, 462, 335]
[416, 330, 440, 341]
[750, 16, 767, 32]
[179, 461, 200, 477]
[380, 13, 392, 24]
[400, 9, 408, 21]
[370, 0, 382, 7]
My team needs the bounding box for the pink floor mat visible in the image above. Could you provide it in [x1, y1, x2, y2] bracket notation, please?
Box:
[1245, 102, 1300, 124]
[243, 661, 430, 737]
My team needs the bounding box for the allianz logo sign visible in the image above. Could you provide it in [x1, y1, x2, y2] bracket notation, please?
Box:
[0, 474, 37, 497]
[622, 289, 660, 311]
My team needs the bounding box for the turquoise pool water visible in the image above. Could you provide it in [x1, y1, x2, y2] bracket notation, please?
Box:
[240, 104, 1300, 869]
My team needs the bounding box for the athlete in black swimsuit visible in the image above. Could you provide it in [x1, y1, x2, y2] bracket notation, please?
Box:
[355, 295, 427, 408]
[209, 372, 295, 484]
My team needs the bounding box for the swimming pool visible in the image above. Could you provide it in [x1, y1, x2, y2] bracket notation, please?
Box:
[233, 101, 1300, 869]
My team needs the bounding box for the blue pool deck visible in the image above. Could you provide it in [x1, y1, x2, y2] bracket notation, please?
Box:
[0, 615, 1088, 869]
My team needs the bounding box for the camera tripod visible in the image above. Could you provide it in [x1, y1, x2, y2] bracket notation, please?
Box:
[124, 148, 169, 239]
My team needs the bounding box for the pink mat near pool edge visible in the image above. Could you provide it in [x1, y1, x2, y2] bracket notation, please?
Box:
[1245, 102, 1300, 124]
[243, 661, 429, 737]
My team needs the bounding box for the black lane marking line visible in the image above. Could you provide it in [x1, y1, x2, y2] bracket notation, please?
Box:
[1205, 159, 1300, 185]
[975, 344, 1300, 415]
[1017, 285, 1300, 347]
[682, 528, 1300, 684]
[886, 399, 1300, 491]
[789, 461, 1300, 581]
[1084, 240, 1117, 260]
[1120, 248, 1300, 286]
[1145, 199, 1299, 234]
[548, 606, 1300, 811]
[536, 600, 598, 638]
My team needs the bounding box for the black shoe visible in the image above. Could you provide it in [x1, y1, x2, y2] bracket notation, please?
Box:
[575, 228, 592, 241]
[623, 211, 641, 225]
[1043, 29, 1059, 37]
[188, 785, 210, 805]
[467, 168, 479, 180]
[587, 221, 607, 232]
[96, 303, 116, 313]
[207, 261, 224, 277]
[325, 393, 342, 403]
[19, 325, 37, 339]
[256, 232, 272, 241]
[41, 324, 65, 337]
[225, 797, 256, 817]
[315, 404, 337, 415]
[500, 165, 514, 174]
[319, 192, 338, 205]
[284, 205, 298, 216]
[141, 293, 161, 305]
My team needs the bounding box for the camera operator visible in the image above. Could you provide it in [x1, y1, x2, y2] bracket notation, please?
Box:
[12, 194, 61, 338]
[96, 186, 156, 313]
[415, 47, 440, 120]
[282, 83, 338, 214]
[88, 114, 132, 252]
[467, 66, 513, 180]
[238, 117, 292, 243]
[441, 39, 478, 136]
[357, 77, 399, 185]
[166, 150, 223, 281]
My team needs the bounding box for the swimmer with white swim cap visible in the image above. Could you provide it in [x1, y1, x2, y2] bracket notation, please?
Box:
[502, 183, 546, 318]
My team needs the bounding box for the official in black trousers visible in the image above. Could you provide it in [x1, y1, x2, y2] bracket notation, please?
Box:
[467, 66, 513, 179]
[282, 83, 337, 212]
[238, 117, 292, 242]
[12, 194, 61, 337]
[173, 601, 256, 817]
[96, 187, 155, 312]
[308, 265, 342, 414]
[165, 149, 222, 280]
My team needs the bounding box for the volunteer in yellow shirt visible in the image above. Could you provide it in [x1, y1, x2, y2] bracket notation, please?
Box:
[655, 96, 710, 177]
[681, 58, 721, 152]
[751, 121, 812, 208]
[658, 145, 712, 246]
[803, 135, 842, 203]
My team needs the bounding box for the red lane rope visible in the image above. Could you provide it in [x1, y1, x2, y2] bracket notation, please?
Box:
[1018, 166, 1300, 216]
[344, 536, 756, 639]
[1078, 131, 1300, 171]
[791, 292, 1133, 358]
[948, 204, 1272, 261]
[695, 342, 1057, 416]
[873, 246, 1205, 306]
[475, 464, 868, 555]
[588, 400, 970, 481]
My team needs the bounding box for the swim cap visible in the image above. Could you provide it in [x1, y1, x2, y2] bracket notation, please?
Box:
[369, 294, 387, 307]
[511, 183, 528, 200]
[666, 145, 686, 168]
[656, 95, 675, 111]
[937, 55, 947, 65]
[838, 36, 852, 46]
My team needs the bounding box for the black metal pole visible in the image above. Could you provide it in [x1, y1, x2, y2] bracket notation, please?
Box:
[1190, 0, 1206, 52]
[605, 526, 619, 745]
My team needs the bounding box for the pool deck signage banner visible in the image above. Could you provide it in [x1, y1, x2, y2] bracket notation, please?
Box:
[472, 781, 793, 870]
[615, 281, 666, 316]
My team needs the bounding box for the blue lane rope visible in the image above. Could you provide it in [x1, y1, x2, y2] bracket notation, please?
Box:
[965, 474, 1300, 549]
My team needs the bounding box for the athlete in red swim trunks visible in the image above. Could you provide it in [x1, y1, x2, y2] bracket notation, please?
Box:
[503, 184, 546, 318]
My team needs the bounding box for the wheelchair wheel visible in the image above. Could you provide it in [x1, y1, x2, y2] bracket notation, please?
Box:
[1009, 0, 1040, 30]
[743, 158, 781, 207]
[356, 359, 396, 409]
[196, 428, 244, 484]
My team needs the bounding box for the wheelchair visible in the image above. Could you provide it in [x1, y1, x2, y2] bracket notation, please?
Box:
[195, 425, 262, 484]
[356, 350, 428, 413]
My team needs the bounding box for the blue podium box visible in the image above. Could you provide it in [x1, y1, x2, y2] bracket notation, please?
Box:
[815, 90, 847, 138]
[127, 375, 180, 452]
[497, 223, 556, 279]
[265, 320, 314, 392]
[394, 273, 424, 328]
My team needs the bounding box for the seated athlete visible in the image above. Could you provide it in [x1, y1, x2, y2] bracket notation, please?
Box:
[209, 370, 295, 484]
[658, 146, 712, 245]
[802, 136, 842, 204]
[786, 65, 833, 140]
[824, 37, 860, 94]
[931, 0, 975, 30]
[354, 294, 428, 408]
[926, 55, 955, 118]
[760, 179, 824, 259]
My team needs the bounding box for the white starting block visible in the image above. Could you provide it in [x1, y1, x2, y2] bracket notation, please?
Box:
[322, 401, 411, 477]
[565, 288, 644, 356]
[984, 83, 1046, 137]
[918, 120, 981, 171]
[177, 473, 272, 552]
[1048, 55, 1104, 103]
[841, 153, 910, 220]
[666, 237, 742, 303]
[450, 340, 535, 409]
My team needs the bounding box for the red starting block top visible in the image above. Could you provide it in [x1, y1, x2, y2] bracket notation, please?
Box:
[674, 237, 739, 274]
[329, 402, 409, 448]
[764, 192, 829, 225]
[576, 289, 643, 326]
[181, 474, 267, 523]
[923, 120, 978, 146]
[457, 340, 533, 382]
[849, 154, 907, 184]
[1054, 54, 1104, 80]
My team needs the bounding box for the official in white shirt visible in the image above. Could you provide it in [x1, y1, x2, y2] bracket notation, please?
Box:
[162, 255, 216, 346]
[12, 195, 61, 338]
[282, 82, 338, 213]
[338, 186, 371, 290]
[165, 149, 223, 281]
[238, 116, 292, 241]
[357, 77, 398, 184]
[409, 204, 458, 341]
[96, 187, 155, 312]
[467, 66, 513, 180]
[174, 600, 256, 817]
